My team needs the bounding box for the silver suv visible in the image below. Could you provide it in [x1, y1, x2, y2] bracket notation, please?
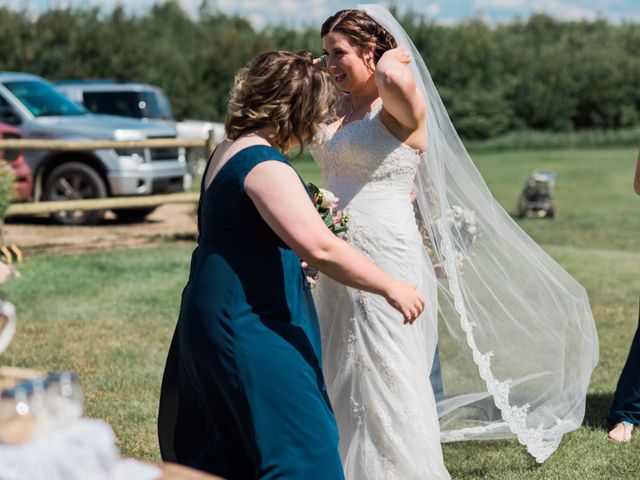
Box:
[0, 72, 188, 224]
[56, 81, 224, 177]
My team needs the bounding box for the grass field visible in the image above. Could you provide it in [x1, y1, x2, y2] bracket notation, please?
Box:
[3, 147, 639, 479]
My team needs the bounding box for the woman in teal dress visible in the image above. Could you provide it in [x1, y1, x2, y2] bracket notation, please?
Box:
[158, 51, 426, 479]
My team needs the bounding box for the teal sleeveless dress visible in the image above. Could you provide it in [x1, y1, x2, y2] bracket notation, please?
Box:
[158, 145, 344, 479]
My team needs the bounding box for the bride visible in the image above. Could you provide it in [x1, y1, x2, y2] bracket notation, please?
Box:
[310, 4, 599, 479]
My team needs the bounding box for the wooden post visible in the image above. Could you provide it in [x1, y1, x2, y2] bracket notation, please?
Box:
[206, 128, 217, 155]
[0, 138, 207, 150]
[6, 192, 199, 216]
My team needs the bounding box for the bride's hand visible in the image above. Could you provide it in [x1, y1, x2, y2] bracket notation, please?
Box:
[382, 47, 411, 65]
[313, 54, 329, 71]
[384, 280, 425, 325]
[301, 260, 319, 287]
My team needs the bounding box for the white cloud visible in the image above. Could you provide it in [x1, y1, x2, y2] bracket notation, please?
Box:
[530, 0, 596, 20]
[217, 0, 266, 10]
[279, 0, 308, 13]
[246, 12, 266, 28]
[425, 3, 441, 16]
[7, 0, 638, 26]
[474, 0, 527, 8]
[474, 0, 599, 21]
[551, 5, 596, 21]
[205, 0, 330, 28]
[174, 0, 201, 15]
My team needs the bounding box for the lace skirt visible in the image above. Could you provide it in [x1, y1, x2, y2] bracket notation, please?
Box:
[313, 203, 451, 480]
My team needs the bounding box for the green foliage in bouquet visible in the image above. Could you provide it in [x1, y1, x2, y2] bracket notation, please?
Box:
[308, 182, 349, 235]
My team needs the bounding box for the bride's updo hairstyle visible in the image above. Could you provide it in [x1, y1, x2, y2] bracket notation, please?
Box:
[321, 9, 397, 63]
[225, 50, 338, 156]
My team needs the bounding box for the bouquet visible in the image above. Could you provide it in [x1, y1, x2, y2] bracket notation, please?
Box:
[304, 183, 350, 288]
[414, 203, 479, 277]
[447, 205, 478, 251]
[307, 183, 349, 235]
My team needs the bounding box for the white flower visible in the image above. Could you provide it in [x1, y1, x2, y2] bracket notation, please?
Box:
[463, 210, 476, 224]
[319, 188, 337, 208]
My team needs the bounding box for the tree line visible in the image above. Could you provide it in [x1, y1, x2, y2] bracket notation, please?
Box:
[0, 1, 638, 140]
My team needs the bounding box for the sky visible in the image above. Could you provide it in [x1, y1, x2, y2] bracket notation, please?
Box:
[2, 0, 640, 28]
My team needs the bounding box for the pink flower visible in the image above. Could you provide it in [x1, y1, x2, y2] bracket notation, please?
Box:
[332, 210, 343, 226]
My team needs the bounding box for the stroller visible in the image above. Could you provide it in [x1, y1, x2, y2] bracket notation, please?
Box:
[517, 170, 556, 218]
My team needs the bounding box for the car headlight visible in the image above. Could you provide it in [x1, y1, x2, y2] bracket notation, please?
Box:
[114, 129, 144, 141]
[115, 148, 145, 163]
[114, 129, 146, 162]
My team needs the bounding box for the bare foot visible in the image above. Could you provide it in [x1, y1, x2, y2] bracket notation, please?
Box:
[608, 422, 634, 443]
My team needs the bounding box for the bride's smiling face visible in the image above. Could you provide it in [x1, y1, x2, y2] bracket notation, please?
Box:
[322, 31, 373, 92]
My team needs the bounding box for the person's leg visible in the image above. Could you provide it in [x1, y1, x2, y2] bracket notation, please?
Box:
[158, 327, 181, 462]
[430, 344, 444, 404]
[235, 318, 344, 480]
[608, 303, 640, 442]
[173, 306, 257, 478]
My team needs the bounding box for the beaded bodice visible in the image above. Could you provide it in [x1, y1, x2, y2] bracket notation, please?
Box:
[311, 103, 423, 196]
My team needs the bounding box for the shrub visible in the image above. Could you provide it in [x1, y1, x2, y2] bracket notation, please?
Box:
[0, 161, 15, 244]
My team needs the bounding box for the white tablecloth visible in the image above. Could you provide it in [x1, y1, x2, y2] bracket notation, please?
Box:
[0, 418, 161, 480]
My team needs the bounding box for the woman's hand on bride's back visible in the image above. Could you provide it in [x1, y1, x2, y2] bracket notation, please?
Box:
[384, 280, 425, 325]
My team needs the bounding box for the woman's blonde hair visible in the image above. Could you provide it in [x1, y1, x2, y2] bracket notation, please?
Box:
[225, 51, 338, 156]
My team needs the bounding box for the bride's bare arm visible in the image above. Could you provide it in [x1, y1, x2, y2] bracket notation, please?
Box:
[245, 161, 425, 323]
[374, 47, 425, 131]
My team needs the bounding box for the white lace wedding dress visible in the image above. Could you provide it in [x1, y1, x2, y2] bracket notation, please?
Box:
[311, 103, 451, 480]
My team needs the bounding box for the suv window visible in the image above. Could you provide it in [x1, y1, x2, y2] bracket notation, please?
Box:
[0, 95, 21, 125]
[83, 90, 172, 120]
[3, 80, 87, 117]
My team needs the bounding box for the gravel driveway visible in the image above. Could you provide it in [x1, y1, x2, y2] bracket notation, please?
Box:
[4, 204, 198, 256]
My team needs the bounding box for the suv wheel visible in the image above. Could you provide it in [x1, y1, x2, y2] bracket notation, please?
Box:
[43, 162, 107, 225]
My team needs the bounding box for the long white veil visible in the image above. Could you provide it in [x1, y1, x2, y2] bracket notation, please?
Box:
[358, 4, 599, 463]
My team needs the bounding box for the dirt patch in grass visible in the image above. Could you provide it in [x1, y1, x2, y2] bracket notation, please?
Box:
[3, 204, 198, 256]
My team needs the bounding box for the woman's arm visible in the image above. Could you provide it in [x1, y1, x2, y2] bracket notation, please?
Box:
[374, 48, 425, 131]
[245, 161, 425, 323]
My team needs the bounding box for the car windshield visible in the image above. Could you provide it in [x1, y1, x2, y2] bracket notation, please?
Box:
[3, 80, 88, 117]
[82, 90, 173, 120]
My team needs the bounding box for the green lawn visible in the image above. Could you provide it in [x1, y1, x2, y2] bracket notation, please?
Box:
[3, 147, 639, 478]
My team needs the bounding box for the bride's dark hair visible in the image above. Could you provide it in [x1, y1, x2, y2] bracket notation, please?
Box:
[321, 9, 397, 63]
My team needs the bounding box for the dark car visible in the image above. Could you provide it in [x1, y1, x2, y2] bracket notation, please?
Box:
[0, 122, 32, 202]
